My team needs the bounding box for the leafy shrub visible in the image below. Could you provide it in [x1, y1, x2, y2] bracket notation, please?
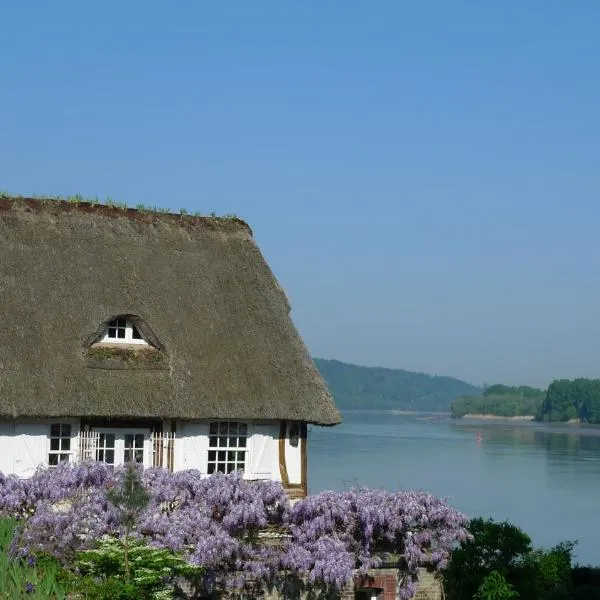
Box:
[474, 570, 519, 600]
[71, 536, 204, 599]
[444, 518, 576, 600]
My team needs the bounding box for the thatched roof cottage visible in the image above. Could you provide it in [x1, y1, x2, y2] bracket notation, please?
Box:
[0, 196, 340, 496]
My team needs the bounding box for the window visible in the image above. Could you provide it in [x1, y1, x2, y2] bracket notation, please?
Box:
[124, 433, 145, 464]
[48, 423, 72, 466]
[96, 433, 116, 467]
[208, 421, 248, 474]
[102, 318, 148, 345]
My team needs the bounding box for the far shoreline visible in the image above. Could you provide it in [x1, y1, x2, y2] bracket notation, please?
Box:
[460, 413, 536, 421]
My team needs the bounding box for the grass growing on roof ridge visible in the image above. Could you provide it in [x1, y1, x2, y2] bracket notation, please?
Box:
[0, 190, 238, 220]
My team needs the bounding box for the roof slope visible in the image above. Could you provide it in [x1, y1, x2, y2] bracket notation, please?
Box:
[0, 197, 340, 425]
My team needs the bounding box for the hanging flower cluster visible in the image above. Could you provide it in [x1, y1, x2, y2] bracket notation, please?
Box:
[0, 463, 469, 598]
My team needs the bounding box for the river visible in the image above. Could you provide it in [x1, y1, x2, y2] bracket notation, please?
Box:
[308, 410, 600, 566]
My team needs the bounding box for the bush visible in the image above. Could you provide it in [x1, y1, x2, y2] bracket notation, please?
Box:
[0, 462, 470, 599]
[71, 536, 204, 599]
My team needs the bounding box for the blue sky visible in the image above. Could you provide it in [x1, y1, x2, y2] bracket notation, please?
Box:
[1, 2, 599, 387]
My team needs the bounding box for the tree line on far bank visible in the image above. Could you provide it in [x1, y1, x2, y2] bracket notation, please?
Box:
[451, 379, 600, 424]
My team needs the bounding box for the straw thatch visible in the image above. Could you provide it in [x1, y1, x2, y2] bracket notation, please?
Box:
[0, 197, 340, 425]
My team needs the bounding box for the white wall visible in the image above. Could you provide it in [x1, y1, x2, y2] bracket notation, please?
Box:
[284, 422, 302, 485]
[248, 422, 279, 481]
[0, 419, 81, 477]
[177, 420, 280, 480]
[0, 418, 288, 484]
[179, 421, 209, 472]
[0, 422, 15, 476]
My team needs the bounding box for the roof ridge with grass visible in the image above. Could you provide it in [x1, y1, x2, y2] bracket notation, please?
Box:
[0, 192, 251, 235]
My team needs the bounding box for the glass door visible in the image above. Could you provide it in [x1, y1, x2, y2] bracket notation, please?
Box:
[94, 429, 150, 467]
[96, 432, 116, 467]
[124, 433, 145, 464]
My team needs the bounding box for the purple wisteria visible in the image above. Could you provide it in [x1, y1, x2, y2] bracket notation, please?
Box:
[0, 463, 469, 598]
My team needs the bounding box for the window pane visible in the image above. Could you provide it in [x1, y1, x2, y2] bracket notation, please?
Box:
[62, 424, 72, 437]
[106, 434, 115, 447]
[135, 434, 144, 447]
[227, 464, 235, 474]
[48, 454, 58, 466]
[217, 463, 225, 473]
[207, 463, 215, 474]
[124, 450, 133, 463]
[134, 450, 144, 463]
[236, 451, 245, 462]
[108, 328, 117, 338]
[59, 454, 70, 462]
[50, 438, 60, 451]
[219, 423, 228, 434]
[239, 423, 248, 436]
[97, 450, 104, 462]
[209, 423, 218, 435]
[228, 436, 237, 447]
[117, 318, 126, 328]
[209, 436, 217, 447]
[218, 436, 227, 447]
[125, 434, 134, 448]
[229, 422, 238, 434]
[132, 326, 142, 339]
[105, 450, 114, 464]
[238, 437, 246, 448]
[218, 451, 226, 461]
[61, 438, 71, 451]
[208, 451, 216, 461]
[117, 329, 126, 339]
[50, 424, 60, 437]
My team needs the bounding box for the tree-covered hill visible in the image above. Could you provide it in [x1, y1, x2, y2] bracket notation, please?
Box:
[313, 358, 482, 412]
[538, 378, 600, 423]
[450, 384, 546, 418]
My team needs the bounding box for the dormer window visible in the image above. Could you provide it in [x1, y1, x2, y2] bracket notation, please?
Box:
[102, 318, 148, 345]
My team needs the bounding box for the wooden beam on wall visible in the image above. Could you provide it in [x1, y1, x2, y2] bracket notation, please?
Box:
[278, 420, 290, 487]
[300, 422, 308, 497]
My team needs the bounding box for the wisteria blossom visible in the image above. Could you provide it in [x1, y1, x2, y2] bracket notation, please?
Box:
[0, 462, 469, 598]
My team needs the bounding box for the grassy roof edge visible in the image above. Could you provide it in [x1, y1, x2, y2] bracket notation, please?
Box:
[0, 192, 251, 235]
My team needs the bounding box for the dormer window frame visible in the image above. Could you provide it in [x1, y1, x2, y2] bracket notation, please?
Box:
[101, 317, 149, 346]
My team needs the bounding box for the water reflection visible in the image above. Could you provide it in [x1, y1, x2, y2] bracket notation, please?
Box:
[309, 412, 600, 564]
[452, 419, 600, 469]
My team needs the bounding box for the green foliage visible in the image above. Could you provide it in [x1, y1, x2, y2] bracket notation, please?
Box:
[473, 571, 519, 600]
[107, 464, 150, 532]
[71, 536, 204, 600]
[483, 384, 545, 399]
[314, 358, 482, 412]
[538, 379, 600, 424]
[444, 518, 577, 600]
[0, 518, 68, 599]
[451, 391, 545, 418]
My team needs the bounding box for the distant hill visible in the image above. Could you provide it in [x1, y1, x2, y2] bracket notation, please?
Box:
[313, 358, 482, 412]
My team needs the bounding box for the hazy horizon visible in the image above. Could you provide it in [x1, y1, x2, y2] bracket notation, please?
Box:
[2, 2, 599, 389]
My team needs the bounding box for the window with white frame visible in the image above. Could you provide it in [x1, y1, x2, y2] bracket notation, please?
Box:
[48, 423, 73, 466]
[207, 421, 248, 474]
[101, 318, 148, 345]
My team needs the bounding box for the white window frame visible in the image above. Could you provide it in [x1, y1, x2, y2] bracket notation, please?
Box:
[101, 318, 149, 345]
[47, 422, 76, 467]
[94, 428, 151, 467]
[207, 421, 248, 475]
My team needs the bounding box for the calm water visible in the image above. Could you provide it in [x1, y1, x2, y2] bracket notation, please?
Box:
[308, 410, 600, 566]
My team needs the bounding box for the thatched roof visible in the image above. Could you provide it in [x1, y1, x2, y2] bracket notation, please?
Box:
[0, 197, 341, 425]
